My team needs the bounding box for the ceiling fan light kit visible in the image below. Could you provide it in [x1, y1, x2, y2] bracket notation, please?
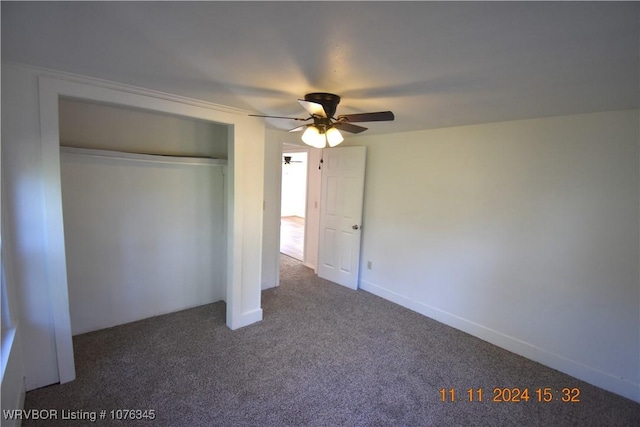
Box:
[301, 126, 326, 148]
[325, 127, 344, 147]
[249, 92, 394, 149]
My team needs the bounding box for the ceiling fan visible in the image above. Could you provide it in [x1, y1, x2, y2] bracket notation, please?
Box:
[283, 155, 303, 165]
[250, 92, 394, 148]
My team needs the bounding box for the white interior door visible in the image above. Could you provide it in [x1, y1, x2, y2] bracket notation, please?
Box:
[317, 146, 366, 289]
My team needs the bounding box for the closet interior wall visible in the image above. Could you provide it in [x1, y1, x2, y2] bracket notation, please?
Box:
[59, 98, 229, 334]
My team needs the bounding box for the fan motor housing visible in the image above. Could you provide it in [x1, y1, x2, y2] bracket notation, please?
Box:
[304, 92, 340, 118]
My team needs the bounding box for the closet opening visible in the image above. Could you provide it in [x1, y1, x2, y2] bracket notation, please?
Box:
[39, 76, 265, 383]
[58, 98, 230, 336]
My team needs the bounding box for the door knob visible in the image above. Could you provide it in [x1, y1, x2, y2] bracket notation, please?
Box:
[352, 225, 360, 230]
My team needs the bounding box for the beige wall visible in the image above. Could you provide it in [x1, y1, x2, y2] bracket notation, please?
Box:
[346, 110, 639, 401]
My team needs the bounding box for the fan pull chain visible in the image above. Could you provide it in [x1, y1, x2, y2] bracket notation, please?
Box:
[319, 152, 324, 170]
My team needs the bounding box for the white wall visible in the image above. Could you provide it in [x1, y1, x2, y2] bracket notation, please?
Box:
[304, 148, 322, 271]
[61, 149, 226, 335]
[261, 130, 285, 290]
[59, 98, 228, 158]
[1, 97, 26, 425]
[348, 110, 639, 402]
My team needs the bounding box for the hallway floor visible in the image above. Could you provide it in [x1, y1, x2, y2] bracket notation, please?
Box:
[280, 216, 304, 261]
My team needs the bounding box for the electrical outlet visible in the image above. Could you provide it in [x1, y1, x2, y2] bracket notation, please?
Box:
[367, 261, 372, 270]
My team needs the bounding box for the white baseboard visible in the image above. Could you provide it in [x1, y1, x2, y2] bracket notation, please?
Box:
[261, 281, 278, 290]
[228, 308, 263, 330]
[359, 279, 640, 403]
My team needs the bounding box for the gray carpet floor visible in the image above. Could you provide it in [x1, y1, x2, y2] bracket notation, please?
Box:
[23, 255, 639, 426]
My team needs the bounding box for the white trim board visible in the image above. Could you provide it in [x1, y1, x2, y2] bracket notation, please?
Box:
[3, 60, 250, 116]
[359, 279, 640, 403]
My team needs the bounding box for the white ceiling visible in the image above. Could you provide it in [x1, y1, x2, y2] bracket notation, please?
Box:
[2, 1, 638, 135]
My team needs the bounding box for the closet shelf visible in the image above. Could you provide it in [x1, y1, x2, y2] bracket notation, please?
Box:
[60, 146, 227, 166]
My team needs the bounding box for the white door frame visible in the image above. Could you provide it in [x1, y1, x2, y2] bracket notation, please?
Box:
[38, 74, 265, 383]
[277, 143, 323, 273]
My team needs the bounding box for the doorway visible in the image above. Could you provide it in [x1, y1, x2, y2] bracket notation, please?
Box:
[280, 150, 308, 261]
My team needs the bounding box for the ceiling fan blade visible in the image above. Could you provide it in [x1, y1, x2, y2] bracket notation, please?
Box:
[298, 99, 327, 118]
[337, 111, 395, 123]
[249, 114, 309, 121]
[333, 122, 368, 134]
[288, 124, 308, 132]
